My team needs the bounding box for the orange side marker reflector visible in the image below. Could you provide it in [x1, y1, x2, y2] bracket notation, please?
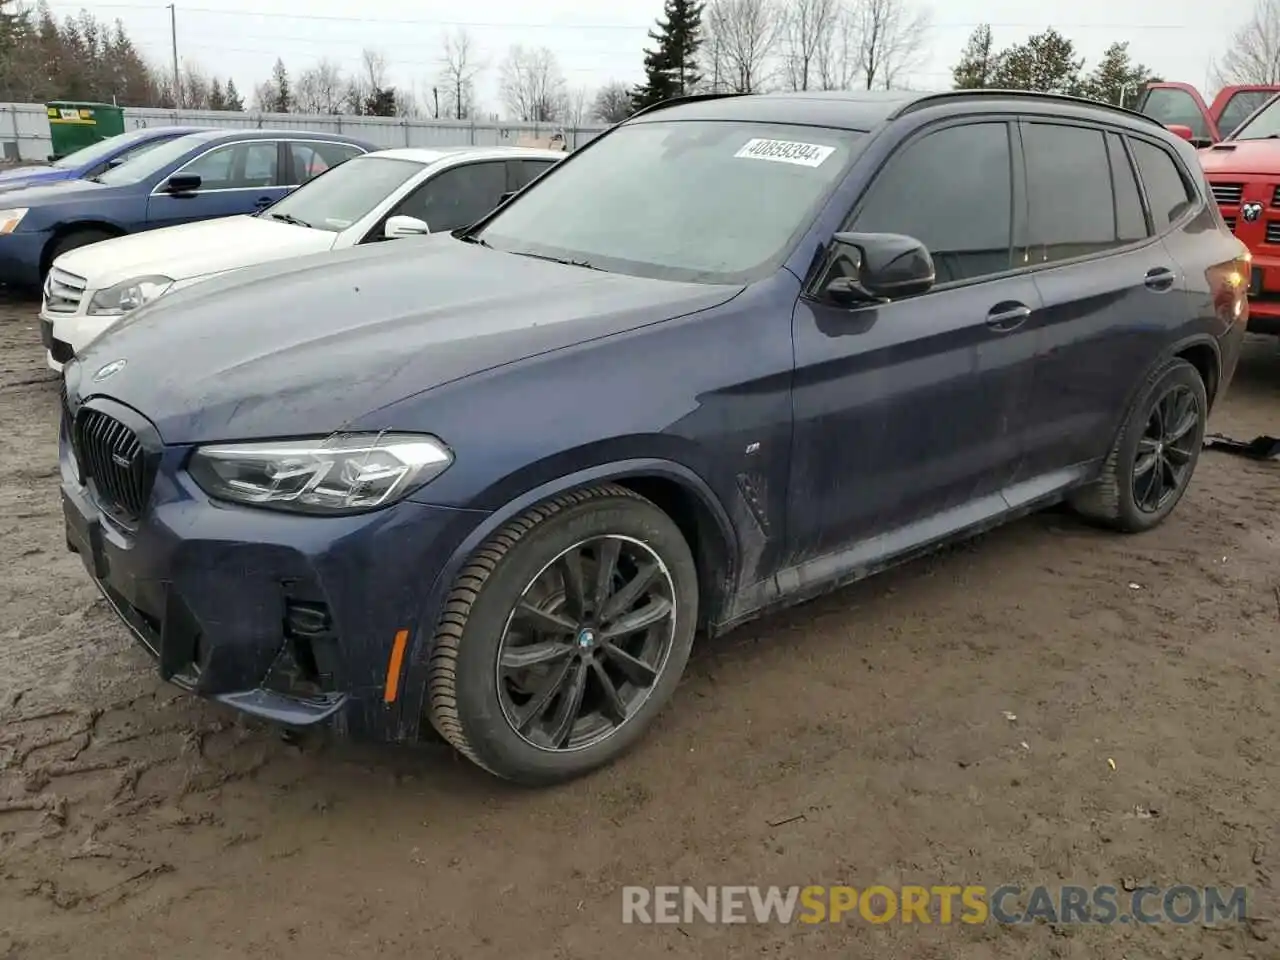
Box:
[384, 629, 410, 703]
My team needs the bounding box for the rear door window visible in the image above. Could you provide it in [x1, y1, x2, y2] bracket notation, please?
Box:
[1107, 133, 1149, 242]
[289, 141, 364, 184]
[851, 121, 1013, 284]
[1022, 122, 1135, 263]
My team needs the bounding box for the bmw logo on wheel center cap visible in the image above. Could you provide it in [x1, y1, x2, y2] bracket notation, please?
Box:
[577, 628, 596, 648]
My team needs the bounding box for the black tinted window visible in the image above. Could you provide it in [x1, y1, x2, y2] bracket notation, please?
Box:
[516, 159, 556, 188]
[852, 122, 1012, 284]
[1130, 139, 1195, 231]
[1107, 133, 1148, 242]
[399, 161, 508, 232]
[1139, 88, 1210, 141]
[1024, 123, 1128, 263]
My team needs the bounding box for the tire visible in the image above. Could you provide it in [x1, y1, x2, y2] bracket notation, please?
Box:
[1067, 357, 1207, 532]
[43, 229, 117, 280]
[426, 484, 699, 785]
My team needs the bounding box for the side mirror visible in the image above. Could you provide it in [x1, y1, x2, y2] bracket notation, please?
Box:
[163, 173, 202, 195]
[105, 157, 125, 169]
[1166, 124, 1195, 142]
[821, 231, 935, 306]
[384, 214, 429, 239]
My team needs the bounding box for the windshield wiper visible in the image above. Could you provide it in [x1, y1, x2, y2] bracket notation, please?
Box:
[267, 211, 311, 227]
[456, 232, 491, 247]
[507, 249, 601, 271]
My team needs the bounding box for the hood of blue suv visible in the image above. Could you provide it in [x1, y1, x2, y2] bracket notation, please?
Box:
[68, 235, 744, 444]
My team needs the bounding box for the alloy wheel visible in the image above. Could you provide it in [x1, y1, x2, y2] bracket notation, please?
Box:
[1132, 383, 1200, 513]
[495, 535, 678, 752]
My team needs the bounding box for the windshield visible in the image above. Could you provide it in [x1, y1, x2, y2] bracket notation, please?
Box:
[51, 129, 167, 170]
[1228, 93, 1280, 139]
[263, 155, 425, 232]
[95, 133, 210, 185]
[476, 120, 865, 283]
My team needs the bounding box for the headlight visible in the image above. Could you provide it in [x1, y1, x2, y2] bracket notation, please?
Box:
[88, 275, 173, 316]
[0, 207, 27, 233]
[188, 432, 453, 514]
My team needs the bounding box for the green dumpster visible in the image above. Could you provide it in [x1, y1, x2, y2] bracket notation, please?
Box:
[45, 101, 126, 160]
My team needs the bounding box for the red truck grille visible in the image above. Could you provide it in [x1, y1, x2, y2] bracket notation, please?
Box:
[1211, 182, 1243, 205]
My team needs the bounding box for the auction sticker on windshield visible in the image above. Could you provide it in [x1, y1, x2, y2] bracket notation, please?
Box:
[734, 138, 835, 167]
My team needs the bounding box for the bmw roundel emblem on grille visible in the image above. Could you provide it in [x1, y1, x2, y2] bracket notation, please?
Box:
[92, 359, 127, 382]
[1243, 202, 1264, 222]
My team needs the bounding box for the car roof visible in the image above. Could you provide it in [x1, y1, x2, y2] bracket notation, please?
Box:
[368, 146, 568, 164]
[632, 89, 1170, 137]
[180, 128, 368, 145]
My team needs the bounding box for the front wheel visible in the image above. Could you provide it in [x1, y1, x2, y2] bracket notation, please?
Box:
[426, 484, 699, 785]
[1068, 357, 1207, 532]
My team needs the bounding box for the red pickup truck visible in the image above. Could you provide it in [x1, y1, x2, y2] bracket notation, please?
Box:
[1135, 81, 1280, 146]
[1192, 89, 1280, 334]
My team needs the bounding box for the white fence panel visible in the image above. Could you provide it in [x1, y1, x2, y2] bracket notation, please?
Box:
[0, 102, 607, 162]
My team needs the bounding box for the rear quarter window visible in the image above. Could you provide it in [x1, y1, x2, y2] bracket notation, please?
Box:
[1129, 139, 1196, 231]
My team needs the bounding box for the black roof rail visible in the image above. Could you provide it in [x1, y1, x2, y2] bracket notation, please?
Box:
[890, 89, 1165, 130]
[627, 91, 750, 121]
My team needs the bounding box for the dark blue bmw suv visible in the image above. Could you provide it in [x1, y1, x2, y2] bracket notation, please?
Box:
[59, 90, 1248, 785]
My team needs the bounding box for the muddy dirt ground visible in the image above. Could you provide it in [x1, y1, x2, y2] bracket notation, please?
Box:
[1, 298, 1279, 960]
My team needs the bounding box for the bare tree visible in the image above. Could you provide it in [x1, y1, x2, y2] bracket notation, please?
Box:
[815, 3, 863, 89]
[566, 85, 592, 128]
[294, 58, 346, 114]
[705, 0, 783, 93]
[438, 27, 483, 120]
[782, 0, 841, 90]
[1215, 0, 1280, 85]
[593, 80, 633, 123]
[499, 45, 568, 121]
[361, 47, 389, 92]
[181, 62, 211, 108]
[853, 0, 930, 90]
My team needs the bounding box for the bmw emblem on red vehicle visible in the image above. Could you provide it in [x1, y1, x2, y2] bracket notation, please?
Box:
[1242, 201, 1263, 222]
[92, 359, 127, 382]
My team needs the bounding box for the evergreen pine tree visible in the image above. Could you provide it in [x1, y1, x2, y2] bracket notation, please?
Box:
[631, 0, 704, 112]
[224, 77, 245, 111]
[951, 24, 999, 89]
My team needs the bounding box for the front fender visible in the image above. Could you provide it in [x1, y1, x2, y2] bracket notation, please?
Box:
[393, 456, 738, 740]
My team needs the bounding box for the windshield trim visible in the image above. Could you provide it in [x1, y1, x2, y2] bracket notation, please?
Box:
[471, 118, 866, 285]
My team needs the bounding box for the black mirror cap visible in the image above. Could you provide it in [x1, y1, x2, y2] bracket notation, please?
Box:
[164, 173, 202, 194]
[824, 231, 935, 305]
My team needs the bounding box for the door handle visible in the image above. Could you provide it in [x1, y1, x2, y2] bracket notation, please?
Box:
[985, 302, 1032, 331]
[1144, 266, 1176, 292]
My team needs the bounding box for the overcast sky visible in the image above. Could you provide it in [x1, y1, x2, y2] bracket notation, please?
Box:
[45, 0, 1244, 115]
